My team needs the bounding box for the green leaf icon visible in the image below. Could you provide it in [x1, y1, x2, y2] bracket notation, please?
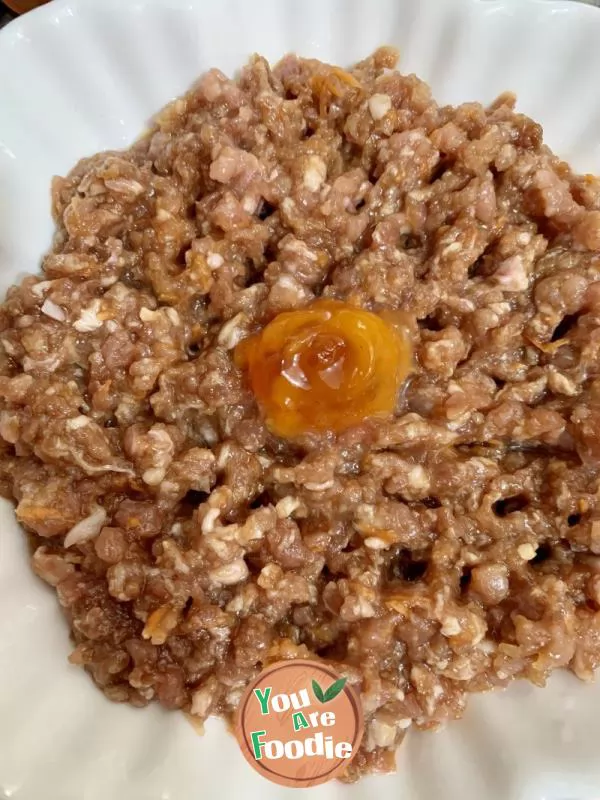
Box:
[323, 677, 347, 702]
[312, 676, 347, 703]
[312, 679, 325, 703]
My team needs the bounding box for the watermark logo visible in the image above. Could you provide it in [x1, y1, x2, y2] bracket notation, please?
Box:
[235, 659, 364, 788]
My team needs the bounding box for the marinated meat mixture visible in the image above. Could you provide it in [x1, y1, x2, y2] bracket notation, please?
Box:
[2, 48, 600, 779]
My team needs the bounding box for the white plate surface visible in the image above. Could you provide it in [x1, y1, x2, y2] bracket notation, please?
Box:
[1, 1, 600, 798]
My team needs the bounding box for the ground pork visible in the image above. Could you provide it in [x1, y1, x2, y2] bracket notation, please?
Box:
[2, 48, 600, 780]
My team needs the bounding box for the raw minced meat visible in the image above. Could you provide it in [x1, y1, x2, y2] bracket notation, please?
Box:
[2, 48, 600, 780]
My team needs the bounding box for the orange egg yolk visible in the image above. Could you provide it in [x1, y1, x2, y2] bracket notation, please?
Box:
[234, 299, 412, 438]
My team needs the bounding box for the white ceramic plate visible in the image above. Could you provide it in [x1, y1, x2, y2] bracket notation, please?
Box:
[1, 0, 600, 798]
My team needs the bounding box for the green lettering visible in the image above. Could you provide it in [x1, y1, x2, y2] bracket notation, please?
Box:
[292, 711, 309, 732]
[253, 686, 272, 715]
[251, 730, 266, 760]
